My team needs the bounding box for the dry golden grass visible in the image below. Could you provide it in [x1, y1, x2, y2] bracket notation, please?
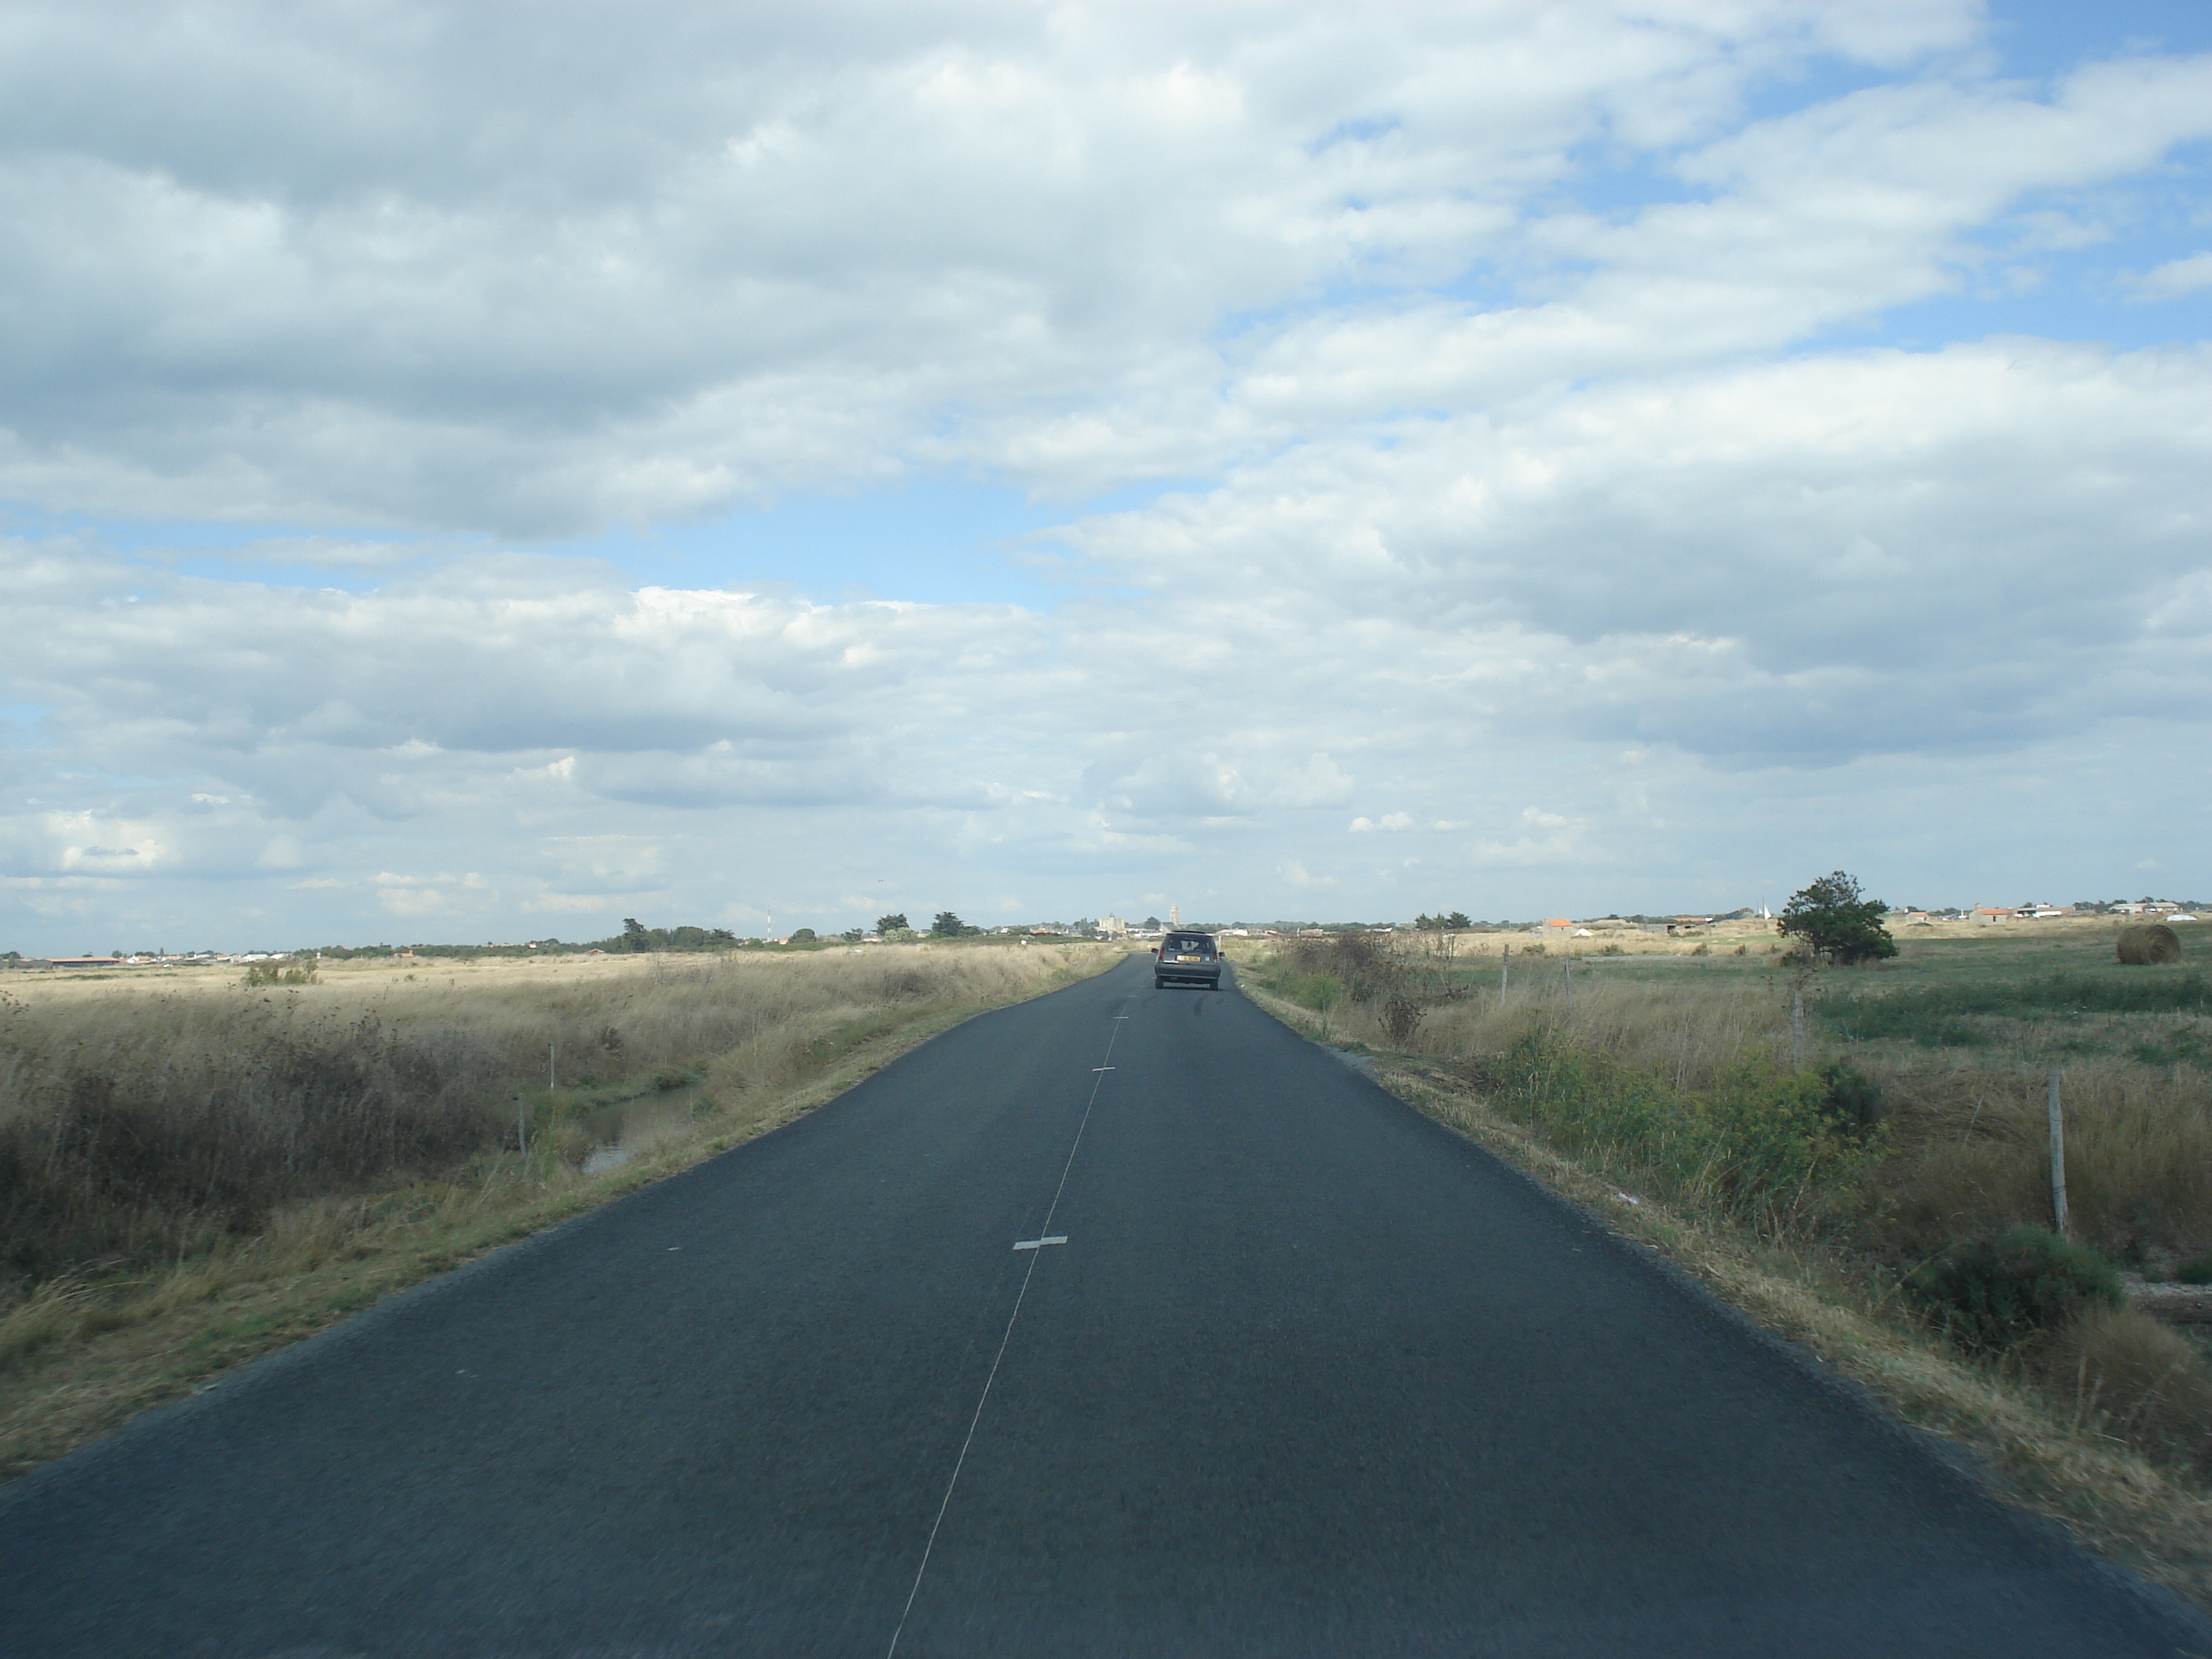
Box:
[0, 942, 1111, 1477]
[1873, 1061, 2212, 1264]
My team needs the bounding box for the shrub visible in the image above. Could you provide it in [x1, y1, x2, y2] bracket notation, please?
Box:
[1279, 932, 1411, 1007]
[1906, 1226, 2122, 1352]
[2176, 1256, 2212, 1286]
[1818, 1060, 1884, 1133]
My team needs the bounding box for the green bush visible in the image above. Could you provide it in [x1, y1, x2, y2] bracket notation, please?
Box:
[1497, 1031, 1878, 1231]
[2176, 1256, 2212, 1286]
[1906, 1226, 2122, 1352]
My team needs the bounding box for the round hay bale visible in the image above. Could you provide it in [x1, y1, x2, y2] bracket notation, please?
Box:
[2117, 923, 2182, 965]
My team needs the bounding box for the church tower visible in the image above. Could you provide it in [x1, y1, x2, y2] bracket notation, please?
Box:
[1169, 902, 1180, 926]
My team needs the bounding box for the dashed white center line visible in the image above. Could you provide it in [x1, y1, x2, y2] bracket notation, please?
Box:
[885, 1007, 1125, 1657]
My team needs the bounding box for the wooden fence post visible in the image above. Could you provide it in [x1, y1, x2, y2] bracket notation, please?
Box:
[2048, 1066, 2067, 1236]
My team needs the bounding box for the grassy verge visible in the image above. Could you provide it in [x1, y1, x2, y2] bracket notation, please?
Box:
[1234, 950, 2212, 1610]
[0, 943, 1112, 1479]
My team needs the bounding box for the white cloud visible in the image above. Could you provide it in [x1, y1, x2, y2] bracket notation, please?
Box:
[0, 0, 2002, 531]
[2134, 251, 2212, 300]
[1, 3, 2208, 947]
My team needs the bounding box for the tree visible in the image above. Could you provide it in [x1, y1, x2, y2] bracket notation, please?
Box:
[1415, 910, 1471, 930]
[931, 910, 977, 938]
[1142, 915, 1161, 929]
[788, 927, 817, 943]
[1780, 871, 1896, 965]
[621, 917, 651, 953]
[876, 913, 908, 936]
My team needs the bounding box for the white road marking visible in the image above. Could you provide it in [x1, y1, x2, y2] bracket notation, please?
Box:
[885, 1014, 1123, 1657]
[1012, 1236, 1068, 1251]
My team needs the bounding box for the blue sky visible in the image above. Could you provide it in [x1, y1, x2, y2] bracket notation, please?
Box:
[3, 0, 2210, 950]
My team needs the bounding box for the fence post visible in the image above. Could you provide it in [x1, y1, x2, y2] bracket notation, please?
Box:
[549, 1039, 556, 1090]
[1500, 942, 1510, 992]
[1791, 983, 1806, 1067]
[2048, 1066, 2067, 1236]
[1562, 957, 1572, 1015]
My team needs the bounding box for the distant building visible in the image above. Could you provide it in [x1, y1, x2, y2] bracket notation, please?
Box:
[1098, 915, 1126, 937]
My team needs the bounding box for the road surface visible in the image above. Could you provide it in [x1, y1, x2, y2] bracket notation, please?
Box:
[2, 953, 2205, 1657]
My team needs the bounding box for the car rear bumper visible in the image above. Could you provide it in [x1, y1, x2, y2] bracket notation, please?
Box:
[1155, 964, 1221, 986]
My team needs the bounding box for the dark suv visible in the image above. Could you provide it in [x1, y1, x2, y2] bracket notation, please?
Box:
[1152, 930, 1222, 991]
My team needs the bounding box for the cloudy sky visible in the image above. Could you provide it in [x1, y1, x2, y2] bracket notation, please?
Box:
[4, 0, 2210, 950]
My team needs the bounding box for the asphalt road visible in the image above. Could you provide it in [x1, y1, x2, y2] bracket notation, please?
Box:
[3, 954, 2207, 1657]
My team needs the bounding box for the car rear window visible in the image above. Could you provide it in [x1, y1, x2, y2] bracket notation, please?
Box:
[1164, 933, 1214, 954]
